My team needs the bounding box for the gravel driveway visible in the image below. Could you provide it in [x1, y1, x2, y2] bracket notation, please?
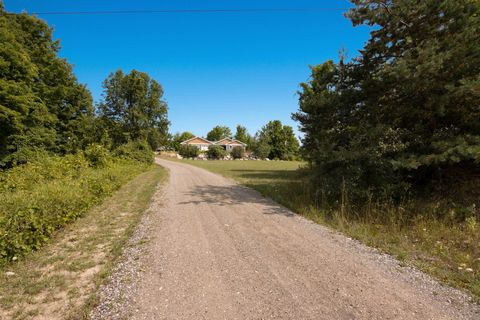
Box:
[95, 158, 480, 320]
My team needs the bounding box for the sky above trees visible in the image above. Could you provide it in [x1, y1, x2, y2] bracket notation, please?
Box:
[4, 0, 371, 136]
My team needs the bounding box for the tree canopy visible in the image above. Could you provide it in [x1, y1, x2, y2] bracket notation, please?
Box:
[256, 120, 299, 160]
[0, 7, 171, 167]
[0, 7, 94, 166]
[171, 131, 195, 151]
[234, 124, 254, 149]
[293, 0, 480, 200]
[206, 125, 232, 141]
[234, 125, 248, 143]
[99, 70, 170, 150]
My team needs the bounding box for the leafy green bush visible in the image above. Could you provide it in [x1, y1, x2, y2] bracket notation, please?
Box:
[207, 145, 227, 159]
[179, 145, 200, 158]
[113, 140, 153, 164]
[231, 146, 245, 159]
[253, 142, 271, 160]
[2, 148, 53, 168]
[0, 154, 149, 263]
[84, 144, 111, 167]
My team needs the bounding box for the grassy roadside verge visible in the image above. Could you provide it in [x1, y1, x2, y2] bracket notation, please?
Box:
[0, 155, 152, 262]
[0, 164, 166, 320]
[167, 157, 480, 301]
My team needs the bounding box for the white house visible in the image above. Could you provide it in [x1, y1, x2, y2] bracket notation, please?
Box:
[214, 138, 247, 152]
[180, 137, 247, 152]
[180, 137, 212, 151]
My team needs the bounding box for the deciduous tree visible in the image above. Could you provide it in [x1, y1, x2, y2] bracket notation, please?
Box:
[171, 131, 195, 151]
[206, 125, 231, 142]
[0, 7, 94, 166]
[256, 120, 299, 160]
[99, 70, 170, 149]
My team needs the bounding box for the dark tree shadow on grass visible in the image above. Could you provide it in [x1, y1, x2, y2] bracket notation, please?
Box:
[229, 169, 305, 181]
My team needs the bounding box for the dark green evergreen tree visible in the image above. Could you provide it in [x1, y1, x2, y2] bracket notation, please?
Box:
[294, 0, 480, 200]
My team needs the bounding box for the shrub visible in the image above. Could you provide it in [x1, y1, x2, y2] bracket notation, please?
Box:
[113, 140, 153, 164]
[207, 145, 227, 159]
[0, 154, 149, 263]
[179, 145, 200, 158]
[1, 148, 52, 168]
[253, 142, 271, 159]
[84, 144, 111, 167]
[231, 146, 245, 159]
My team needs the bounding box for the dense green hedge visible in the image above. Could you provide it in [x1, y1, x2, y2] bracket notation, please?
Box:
[179, 145, 200, 158]
[207, 145, 227, 159]
[231, 146, 245, 159]
[0, 153, 150, 263]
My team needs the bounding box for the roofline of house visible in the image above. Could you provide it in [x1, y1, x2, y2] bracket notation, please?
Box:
[213, 139, 247, 146]
[180, 136, 247, 146]
[180, 136, 214, 145]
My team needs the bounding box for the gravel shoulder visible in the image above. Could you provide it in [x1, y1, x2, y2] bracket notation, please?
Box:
[95, 158, 480, 320]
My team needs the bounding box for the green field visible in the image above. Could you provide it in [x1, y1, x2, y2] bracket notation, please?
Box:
[174, 159, 304, 186]
[169, 159, 314, 212]
[169, 158, 480, 301]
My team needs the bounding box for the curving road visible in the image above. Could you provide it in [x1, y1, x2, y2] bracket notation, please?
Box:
[129, 158, 479, 320]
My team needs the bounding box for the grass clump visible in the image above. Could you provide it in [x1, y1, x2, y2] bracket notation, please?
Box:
[0, 152, 150, 263]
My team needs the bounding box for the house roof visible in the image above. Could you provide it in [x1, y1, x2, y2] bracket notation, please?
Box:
[180, 136, 247, 146]
[214, 138, 233, 145]
[214, 138, 247, 146]
[180, 136, 213, 145]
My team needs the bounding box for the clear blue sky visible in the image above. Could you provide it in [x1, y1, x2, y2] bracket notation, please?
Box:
[5, 0, 371, 137]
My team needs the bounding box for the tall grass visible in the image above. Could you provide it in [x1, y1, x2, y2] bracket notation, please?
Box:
[0, 154, 150, 263]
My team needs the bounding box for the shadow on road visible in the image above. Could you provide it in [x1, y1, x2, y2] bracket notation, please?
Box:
[178, 184, 294, 217]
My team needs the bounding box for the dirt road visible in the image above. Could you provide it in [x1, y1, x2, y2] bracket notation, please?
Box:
[123, 159, 479, 319]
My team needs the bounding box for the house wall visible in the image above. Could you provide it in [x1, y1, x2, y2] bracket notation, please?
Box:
[225, 144, 245, 152]
[186, 143, 209, 151]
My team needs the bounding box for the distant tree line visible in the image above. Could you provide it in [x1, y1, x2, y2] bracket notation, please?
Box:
[171, 121, 300, 160]
[293, 0, 480, 201]
[0, 6, 169, 167]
